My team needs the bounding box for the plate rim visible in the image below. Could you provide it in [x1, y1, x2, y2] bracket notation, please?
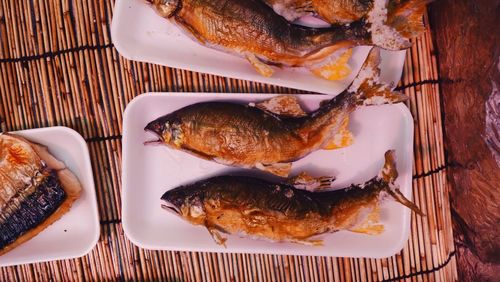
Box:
[0, 126, 100, 267]
[110, 0, 406, 96]
[121, 92, 414, 258]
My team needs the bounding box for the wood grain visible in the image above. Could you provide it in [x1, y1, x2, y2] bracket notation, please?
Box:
[429, 0, 500, 280]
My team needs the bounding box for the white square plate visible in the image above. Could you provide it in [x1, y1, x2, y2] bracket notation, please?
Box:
[122, 93, 414, 258]
[111, 0, 406, 95]
[0, 127, 100, 267]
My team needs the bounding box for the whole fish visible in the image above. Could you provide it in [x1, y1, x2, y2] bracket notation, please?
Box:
[264, 0, 429, 28]
[161, 150, 424, 246]
[145, 49, 406, 177]
[0, 133, 81, 255]
[146, 0, 423, 77]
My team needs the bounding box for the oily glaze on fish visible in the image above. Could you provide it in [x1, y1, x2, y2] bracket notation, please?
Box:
[145, 49, 406, 177]
[161, 150, 424, 246]
[0, 133, 81, 255]
[264, 0, 429, 28]
[146, 0, 424, 77]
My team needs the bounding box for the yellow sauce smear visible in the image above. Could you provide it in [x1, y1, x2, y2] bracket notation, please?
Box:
[310, 48, 353, 81]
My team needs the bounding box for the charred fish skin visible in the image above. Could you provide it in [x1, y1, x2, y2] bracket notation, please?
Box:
[161, 150, 424, 245]
[145, 49, 407, 177]
[0, 133, 82, 255]
[0, 170, 66, 249]
[146, 0, 424, 76]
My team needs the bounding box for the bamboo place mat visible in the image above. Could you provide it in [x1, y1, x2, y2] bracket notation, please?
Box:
[0, 1, 458, 281]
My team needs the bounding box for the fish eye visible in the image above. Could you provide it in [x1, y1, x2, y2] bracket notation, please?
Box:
[151, 0, 180, 18]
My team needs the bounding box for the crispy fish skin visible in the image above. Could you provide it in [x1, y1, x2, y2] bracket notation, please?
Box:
[146, 0, 423, 75]
[145, 49, 407, 176]
[153, 0, 370, 64]
[0, 133, 82, 255]
[0, 171, 66, 249]
[161, 150, 424, 245]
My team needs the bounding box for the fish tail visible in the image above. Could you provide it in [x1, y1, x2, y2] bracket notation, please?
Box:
[379, 150, 425, 216]
[366, 0, 430, 50]
[348, 48, 407, 106]
[304, 48, 405, 135]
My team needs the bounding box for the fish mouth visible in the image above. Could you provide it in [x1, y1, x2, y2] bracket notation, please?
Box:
[144, 138, 163, 145]
[161, 202, 181, 215]
[144, 122, 164, 145]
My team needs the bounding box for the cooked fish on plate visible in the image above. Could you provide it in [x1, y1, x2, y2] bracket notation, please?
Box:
[0, 133, 81, 256]
[145, 0, 427, 78]
[145, 49, 406, 176]
[161, 150, 423, 246]
[264, 0, 429, 27]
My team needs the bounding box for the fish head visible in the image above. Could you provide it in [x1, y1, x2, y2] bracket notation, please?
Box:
[147, 0, 181, 18]
[145, 115, 184, 147]
[161, 185, 206, 222]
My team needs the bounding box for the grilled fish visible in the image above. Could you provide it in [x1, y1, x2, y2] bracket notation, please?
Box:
[0, 133, 81, 255]
[161, 150, 423, 246]
[264, 0, 429, 28]
[146, 0, 424, 77]
[145, 49, 407, 177]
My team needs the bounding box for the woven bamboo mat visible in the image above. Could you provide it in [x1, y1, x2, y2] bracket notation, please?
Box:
[0, 1, 458, 281]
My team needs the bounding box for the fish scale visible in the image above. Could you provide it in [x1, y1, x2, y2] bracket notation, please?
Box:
[147, 0, 426, 77]
[0, 171, 67, 249]
[160, 151, 423, 245]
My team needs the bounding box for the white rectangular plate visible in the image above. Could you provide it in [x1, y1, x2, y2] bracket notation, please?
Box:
[0, 127, 100, 267]
[122, 92, 414, 258]
[111, 0, 406, 96]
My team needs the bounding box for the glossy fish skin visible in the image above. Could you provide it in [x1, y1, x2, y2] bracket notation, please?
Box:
[150, 0, 369, 64]
[161, 150, 423, 245]
[145, 49, 407, 176]
[146, 96, 351, 174]
[146, 0, 420, 76]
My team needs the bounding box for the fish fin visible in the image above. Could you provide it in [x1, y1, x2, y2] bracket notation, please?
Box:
[366, 0, 430, 50]
[386, 188, 425, 216]
[256, 162, 292, 177]
[379, 150, 425, 216]
[246, 53, 274, 77]
[206, 224, 228, 247]
[322, 117, 354, 150]
[349, 48, 408, 105]
[309, 48, 353, 81]
[350, 204, 385, 235]
[378, 149, 398, 182]
[288, 172, 335, 191]
[290, 238, 323, 246]
[253, 95, 307, 117]
[387, 0, 431, 40]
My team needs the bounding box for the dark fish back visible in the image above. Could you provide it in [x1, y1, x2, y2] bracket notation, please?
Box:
[0, 170, 67, 249]
[201, 175, 332, 218]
